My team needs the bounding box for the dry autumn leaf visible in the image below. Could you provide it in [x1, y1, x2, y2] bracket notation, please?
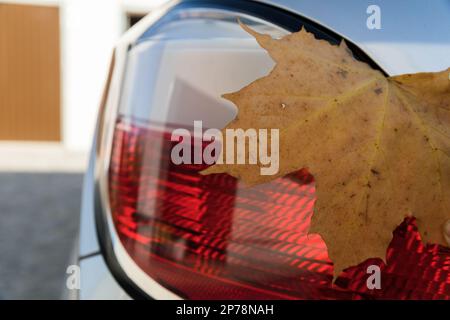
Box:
[202, 22, 450, 277]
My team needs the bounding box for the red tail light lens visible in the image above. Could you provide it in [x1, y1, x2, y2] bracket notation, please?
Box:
[108, 117, 450, 299]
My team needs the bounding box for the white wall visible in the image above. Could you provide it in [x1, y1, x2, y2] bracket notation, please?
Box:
[1, 0, 168, 151]
[61, 0, 123, 151]
[61, 0, 162, 151]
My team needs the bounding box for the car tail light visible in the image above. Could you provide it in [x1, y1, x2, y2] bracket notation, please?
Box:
[107, 117, 450, 299]
[97, 3, 450, 300]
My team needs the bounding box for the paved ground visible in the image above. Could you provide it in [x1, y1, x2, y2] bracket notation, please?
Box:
[0, 172, 83, 299]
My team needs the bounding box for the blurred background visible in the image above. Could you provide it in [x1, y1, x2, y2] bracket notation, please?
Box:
[0, 0, 168, 299]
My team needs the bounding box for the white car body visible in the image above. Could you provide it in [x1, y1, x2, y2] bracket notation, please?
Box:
[76, 0, 450, 300]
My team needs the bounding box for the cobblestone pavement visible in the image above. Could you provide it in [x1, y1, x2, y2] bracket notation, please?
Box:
[0, 172, 82, 299]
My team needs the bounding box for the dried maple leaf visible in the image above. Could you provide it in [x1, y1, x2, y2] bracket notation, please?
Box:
[202, 23, 450, 277]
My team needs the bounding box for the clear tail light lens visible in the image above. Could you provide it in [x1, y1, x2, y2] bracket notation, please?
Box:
[101, 5, 450, 299]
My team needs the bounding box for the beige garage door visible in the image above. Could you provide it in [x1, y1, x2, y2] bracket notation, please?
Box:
[0, 3, 60, 141]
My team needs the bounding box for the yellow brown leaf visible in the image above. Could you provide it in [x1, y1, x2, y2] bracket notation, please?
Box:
[202, 22, 450, 277]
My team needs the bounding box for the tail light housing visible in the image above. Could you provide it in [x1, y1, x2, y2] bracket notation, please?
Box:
[95, 2, 450, 300]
